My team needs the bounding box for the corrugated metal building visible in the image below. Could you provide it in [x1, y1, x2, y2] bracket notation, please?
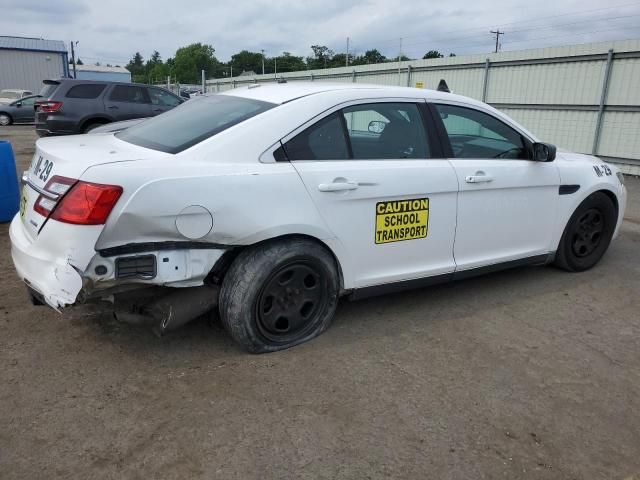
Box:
[74, 64, 131, 83]
[207, 39, 640, 173]
[0, 36, 69, 93]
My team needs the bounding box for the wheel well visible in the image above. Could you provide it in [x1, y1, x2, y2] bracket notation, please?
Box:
[209, 234, 346, 292]
[596, 189, 619, 219]
[81, 117, 109, 131]
[0, 111, 12, 120]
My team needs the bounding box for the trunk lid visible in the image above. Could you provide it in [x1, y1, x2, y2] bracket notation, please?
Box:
[20, 133, 166, 240]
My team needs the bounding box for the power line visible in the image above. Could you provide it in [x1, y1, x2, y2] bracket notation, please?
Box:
[363, 1, 640, 48]
[490, 30, 505, 53]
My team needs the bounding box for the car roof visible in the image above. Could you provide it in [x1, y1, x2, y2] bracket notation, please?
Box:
[221, 81, 484, 108]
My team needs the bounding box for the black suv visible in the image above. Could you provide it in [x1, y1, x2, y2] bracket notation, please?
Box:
[35, 79, 183, 136]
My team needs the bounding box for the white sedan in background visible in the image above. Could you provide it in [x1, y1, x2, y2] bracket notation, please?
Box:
[10, 83, 627, 353]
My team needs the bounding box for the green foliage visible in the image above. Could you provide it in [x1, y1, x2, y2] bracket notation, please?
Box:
[352, 49, 387, 65]
[173, 43, 219, 83]
[231, 50, 264, 75]
[423, 50, 444, 59]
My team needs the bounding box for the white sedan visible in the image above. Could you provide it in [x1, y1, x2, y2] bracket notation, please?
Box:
[10, 83, 627, 352]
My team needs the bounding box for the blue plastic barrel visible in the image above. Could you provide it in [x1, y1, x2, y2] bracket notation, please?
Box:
[0, 140, 20, 223]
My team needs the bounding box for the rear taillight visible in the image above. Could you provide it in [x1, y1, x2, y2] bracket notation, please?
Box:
[50, 181, 122, 225]
[33, 176, 76, 217]
[36, 101, 63, 113]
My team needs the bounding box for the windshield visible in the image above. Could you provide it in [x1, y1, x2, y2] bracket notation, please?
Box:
[116, 95, 276, 153]
[0, 90, 20, 99]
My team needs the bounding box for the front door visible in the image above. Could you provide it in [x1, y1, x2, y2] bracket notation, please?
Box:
[432, 102, 561, 271]
[286, 100, 459, 288]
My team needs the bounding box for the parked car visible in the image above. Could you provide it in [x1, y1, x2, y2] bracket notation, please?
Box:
[0, 94, 40, 125]
[11, 84, 627, 353]
[0, 89, 34, 105]
[35, 79, 183, 136]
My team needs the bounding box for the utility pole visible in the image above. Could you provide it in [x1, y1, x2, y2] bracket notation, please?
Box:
[261, 49, 265, 75]
[398, 37, 403, 85]
[274, 57, 277, 78]
[70, 41, 78, 78]
[346, 37, 349, 67]
[490, 30, 504, 53]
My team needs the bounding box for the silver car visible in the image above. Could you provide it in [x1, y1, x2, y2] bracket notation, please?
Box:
[0, 95, 40, 126]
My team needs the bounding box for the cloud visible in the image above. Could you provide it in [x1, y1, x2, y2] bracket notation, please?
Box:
[0, 0, 638, 66]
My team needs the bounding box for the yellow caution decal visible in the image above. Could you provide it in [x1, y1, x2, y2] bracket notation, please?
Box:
[375, 198, 429, 244]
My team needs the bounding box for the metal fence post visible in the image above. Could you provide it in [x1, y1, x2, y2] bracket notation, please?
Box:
[407, 65, 412, 87]
[592, 49, 614, 155]
[482, 58, 490, 102]
[352, 69, 356, 83]
[310, 73, 314, 81]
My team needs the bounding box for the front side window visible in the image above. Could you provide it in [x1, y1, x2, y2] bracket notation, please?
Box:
[148, 88, 181, 107]
[343, 103, 429, 159]
[117, 95, 275, 154]
[283, 102, 431, 161]
[109, 85, 149, 104]
[19, 97, 36, 106]
[434, 104, 530, 159]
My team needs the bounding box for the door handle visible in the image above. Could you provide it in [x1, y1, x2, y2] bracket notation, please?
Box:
[465, 173, 493, 183]
[107, 105, 119, 110]
[318, 181, 359, 192]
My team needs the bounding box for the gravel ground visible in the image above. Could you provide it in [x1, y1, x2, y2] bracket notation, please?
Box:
[1, 125, 639, 479]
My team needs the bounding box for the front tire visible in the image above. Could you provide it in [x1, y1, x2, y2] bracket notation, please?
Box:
[554, 192, 617, 272]
[219, 238, 339, 353]
[0, 113, 12, 126]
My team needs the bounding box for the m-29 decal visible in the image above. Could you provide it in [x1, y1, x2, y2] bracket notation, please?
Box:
[593, 164, 612, 177]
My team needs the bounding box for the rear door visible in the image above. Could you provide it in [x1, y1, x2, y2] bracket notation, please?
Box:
[287, 99, 459, 289]
[431, 102, 560, 270]
[147, 87, 182, 116]
[103, 85, 152, 120]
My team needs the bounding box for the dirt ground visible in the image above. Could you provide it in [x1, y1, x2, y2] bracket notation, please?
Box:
[1, 125, 639, 480]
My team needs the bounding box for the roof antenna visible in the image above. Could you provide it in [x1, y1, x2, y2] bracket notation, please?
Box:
[436, 79, 451, 93]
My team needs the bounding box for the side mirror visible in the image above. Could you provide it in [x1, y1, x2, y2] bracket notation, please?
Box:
[532, 142, 556, 162]
[368, 120, 387, 134]
[15, 102, 22, 107]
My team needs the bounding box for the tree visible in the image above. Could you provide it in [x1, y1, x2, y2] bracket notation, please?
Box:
[448, 53, 456, 57]
[423, 50, 444, 59]
[352, 49, 386, 65]
[307, 45, 334, 69]
[76, 58, 83, 65]
[126, 52, 145, 82]
[230, 50, 263, 75]
[173, 43, 219, 83]
[272, 52, 306, 73]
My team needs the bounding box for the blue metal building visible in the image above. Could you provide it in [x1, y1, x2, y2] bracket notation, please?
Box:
[0, 36, 69, 94]
[75, 64, 131, 83]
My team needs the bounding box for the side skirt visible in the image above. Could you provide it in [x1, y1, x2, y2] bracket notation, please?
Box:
[349, 253, 553, 300]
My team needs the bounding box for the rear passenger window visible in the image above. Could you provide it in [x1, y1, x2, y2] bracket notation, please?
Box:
[283, 113, 349, 160]
[66, 84, 106, 99]
[109, 85, 149, 104]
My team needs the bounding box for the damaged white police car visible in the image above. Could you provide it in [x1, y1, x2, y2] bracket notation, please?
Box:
[11, 83, 627, 352]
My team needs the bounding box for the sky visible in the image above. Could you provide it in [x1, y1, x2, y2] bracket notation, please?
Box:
[1, 0, 640, 65]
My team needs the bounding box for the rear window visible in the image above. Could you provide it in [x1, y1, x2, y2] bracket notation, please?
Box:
[66, 84, 106, 99]
[116, 95, 276, 154]
[39, 83, 60, 98]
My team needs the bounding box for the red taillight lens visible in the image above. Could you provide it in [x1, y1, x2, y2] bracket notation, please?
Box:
[36, 101, 63, 113]
[33, 175, 77, 217]
[50, 181, 123, 225]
